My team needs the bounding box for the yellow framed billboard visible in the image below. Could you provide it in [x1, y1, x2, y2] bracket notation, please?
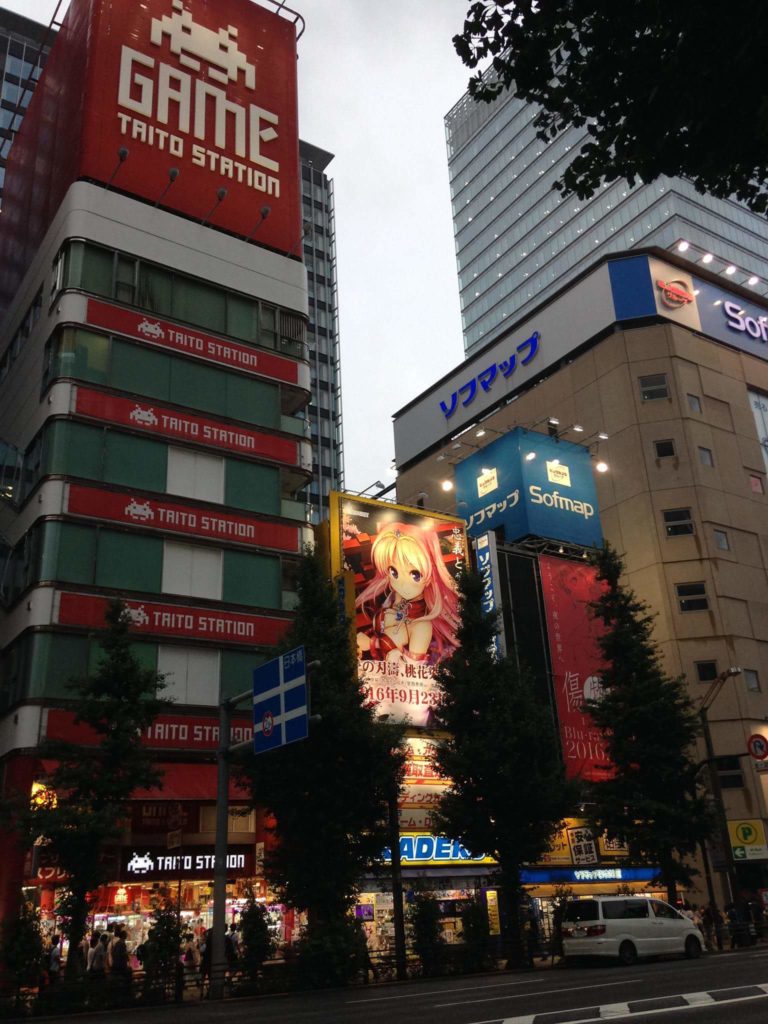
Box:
[329, 492, 467, 727]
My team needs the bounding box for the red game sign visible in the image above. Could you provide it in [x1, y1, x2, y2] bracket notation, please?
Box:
[0, 0, 302, 309]
[539, 555, 612, 782]
[67, 482, 300, 552]
[57, 591, 290, 646]
[74, 386, 299, 466]
[86, 299, 302, 386]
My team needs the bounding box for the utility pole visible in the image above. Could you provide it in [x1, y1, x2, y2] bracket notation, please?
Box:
[698, 667, 742, 905]
[210, 687, 252, 1001]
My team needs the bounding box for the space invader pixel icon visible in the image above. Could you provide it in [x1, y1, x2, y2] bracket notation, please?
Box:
[151, 0, 257, 89]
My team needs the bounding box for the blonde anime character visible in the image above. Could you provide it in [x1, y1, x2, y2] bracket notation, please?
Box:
[356, 522, 460, 664]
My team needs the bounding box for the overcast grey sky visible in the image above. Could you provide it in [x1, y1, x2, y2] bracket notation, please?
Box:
[4, 0, 472, 492]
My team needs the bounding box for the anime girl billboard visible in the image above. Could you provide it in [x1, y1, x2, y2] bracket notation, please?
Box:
[329, 493, 467, 726]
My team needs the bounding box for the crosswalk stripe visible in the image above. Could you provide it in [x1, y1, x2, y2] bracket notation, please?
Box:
[601, 1002, 630, 1017]
[497, 980, 768, 1024]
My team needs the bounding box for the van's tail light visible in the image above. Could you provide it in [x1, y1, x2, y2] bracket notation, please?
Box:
[562, 927, 574, 937]
[586, 924, 606, 937]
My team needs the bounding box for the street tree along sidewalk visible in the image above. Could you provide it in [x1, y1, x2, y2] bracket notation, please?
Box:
[582, 544, 712, 904]
[5, 600, 168, 978]
[236, 546, 405, 986]
[454, 1, 768, 215]
[431, 570, 577, 968]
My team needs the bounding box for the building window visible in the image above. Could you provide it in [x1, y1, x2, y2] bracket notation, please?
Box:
[750, 474, 765, 494]
[676, 582, 709, 612]
[695, 661, 718, 682]
[639, 373, 669, 400]
[663, 508, 694, 536]
[654, 439, 676, 458]
[713, 529, 730, 551]
[698, 447, 714, 467]
[687, 393, 702, 413]
[716, 756, 744, 790]
[744, 669, 761, 693]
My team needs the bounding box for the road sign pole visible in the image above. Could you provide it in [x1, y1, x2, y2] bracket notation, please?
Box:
[210, 697, 232, 1001]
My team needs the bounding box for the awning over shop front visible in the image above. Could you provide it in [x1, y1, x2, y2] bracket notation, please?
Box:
[39, 760, 250, 801]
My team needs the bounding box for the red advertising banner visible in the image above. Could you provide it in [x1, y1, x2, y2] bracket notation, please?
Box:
[73, 386, 299, 466]
[56, 591, 290, 646]
[538, 555, 611, 782]
[67, 483, 300, 553]
[46, 708, 253, 752]
[86, 299, 301, 386]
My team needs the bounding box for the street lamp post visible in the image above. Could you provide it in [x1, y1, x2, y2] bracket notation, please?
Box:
[698, 666, 742, 905]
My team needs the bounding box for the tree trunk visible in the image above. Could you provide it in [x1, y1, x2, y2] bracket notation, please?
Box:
[499, 869, 527, 969]
[63, 890, 89, 981]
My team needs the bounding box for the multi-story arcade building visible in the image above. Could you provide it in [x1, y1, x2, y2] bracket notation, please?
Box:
[0, 0, 312, 942]
[394, 248, 768, 908]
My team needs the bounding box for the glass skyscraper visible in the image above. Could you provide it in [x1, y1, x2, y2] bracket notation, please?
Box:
[447, 89, 768, 356]
[0, 8, 52, 198]
[299, 140, 344, 522]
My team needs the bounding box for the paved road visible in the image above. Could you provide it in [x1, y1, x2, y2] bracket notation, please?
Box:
[41, 947, 768, 1024]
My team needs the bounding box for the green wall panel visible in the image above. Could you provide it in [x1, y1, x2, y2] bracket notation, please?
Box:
[224, 459, 280, 514]
[111, 341, 170, 398]
[222, 549, 281, 607]
[95, 531, 163, 592]
[103, 432, 167, 491]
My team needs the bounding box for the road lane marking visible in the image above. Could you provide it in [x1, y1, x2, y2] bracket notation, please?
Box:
[442, 977, 645, 1009]
[495, 979, 768, 1024]
[347, 978, 543, 1004]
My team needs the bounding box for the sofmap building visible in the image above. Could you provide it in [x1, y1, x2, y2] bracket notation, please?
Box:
[0, 0, 311, 939]
[394, 248, 768, 903]
[447, 86, 768, 357]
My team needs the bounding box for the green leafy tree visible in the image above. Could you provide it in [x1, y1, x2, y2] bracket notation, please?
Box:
[407, 892, 445, 977]
[237, 547, 405, 983]
[237, 890, 274, 985]
[1, 901, 44, 1005]
[454, 2, 768, 213]
[140, 898, 183, 1002]
[582, 544, 712, 903]
[458, 895, 494, 973]
[6, 601, 168, 978]
[431, 571, 577, 968]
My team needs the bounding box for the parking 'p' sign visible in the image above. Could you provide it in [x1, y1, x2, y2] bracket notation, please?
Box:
[747, 733, 768, 761]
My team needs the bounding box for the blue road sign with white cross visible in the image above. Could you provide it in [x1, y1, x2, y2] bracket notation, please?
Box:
[252, 646, 308, 754]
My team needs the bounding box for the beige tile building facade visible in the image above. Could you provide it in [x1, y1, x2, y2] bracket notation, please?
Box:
[394, 249, 768, 902]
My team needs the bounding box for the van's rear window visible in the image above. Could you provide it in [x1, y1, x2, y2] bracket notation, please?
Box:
[563, 900, 599, 922]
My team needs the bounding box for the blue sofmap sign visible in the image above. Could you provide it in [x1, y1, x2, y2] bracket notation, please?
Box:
[454, 428, 603, 548]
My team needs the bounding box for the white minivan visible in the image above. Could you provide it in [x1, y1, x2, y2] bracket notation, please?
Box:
[561, 896, 705, 965]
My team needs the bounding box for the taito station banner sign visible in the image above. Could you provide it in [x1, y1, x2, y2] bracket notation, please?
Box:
[538, 554, 611, 781]
[329, 492, 467, 727]
[73, 386, 299, 466]
[56, 591, 290, 646]
[45, 708, 253, 752]
[86, 299, 301, 386]
[120, 845, 254, 883]
[67, 482, 300, 552]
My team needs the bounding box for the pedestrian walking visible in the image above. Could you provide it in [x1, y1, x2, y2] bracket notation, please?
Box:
[47, 935, 62, 984]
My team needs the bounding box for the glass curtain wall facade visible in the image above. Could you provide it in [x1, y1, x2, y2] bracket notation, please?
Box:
[447, 90, 768, 357]
[0, 9, 52, 198]
[299, 141, 344, 522]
